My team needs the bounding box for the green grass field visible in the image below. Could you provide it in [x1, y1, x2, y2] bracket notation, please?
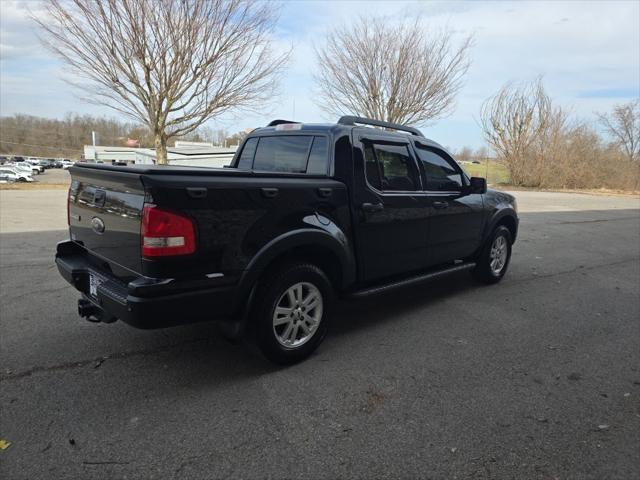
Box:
[461, 161, 510, 186]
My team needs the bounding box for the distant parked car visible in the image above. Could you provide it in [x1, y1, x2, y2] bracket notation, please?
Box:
[0, 167, 34, 182]
[0, 168, 15, 183]
[14, 161, 41, 176]
[61, 160, 74, 169]
[27, 160, 46, 174]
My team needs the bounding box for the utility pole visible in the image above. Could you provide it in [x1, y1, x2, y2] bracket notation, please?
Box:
[91, 131, 96, 146]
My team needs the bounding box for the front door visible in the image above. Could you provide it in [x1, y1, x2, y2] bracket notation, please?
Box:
[411, 143, 485, 265]
[351, 134, 430, 282]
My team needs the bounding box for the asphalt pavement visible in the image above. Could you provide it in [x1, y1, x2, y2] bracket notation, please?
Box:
[1, 190, 639, 479]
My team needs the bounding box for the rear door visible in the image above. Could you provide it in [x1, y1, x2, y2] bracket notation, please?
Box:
[351, 133, 430, 282]
[411, 142, 484, 264]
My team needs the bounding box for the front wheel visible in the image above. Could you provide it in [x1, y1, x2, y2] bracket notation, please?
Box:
[253, 263, 333, 365]
[472, 225, 513, 284]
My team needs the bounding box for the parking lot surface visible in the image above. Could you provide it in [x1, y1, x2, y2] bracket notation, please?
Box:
[1, 190, 639, 479]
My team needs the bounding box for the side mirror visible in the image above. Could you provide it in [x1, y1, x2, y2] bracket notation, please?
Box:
[469, 177, 487, 194]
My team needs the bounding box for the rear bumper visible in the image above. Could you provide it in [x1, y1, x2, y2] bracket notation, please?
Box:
[55, 241, 238, 329]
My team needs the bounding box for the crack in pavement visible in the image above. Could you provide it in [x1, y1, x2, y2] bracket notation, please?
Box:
[0, 337, 215, 382]
[8, 286, 70, 302]
[0, 262, 56, 269]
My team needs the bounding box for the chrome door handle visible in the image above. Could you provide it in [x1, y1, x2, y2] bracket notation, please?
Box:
[432, 201, 449, 209]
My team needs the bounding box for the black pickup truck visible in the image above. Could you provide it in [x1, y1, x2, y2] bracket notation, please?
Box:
[56, 116, 518, 363]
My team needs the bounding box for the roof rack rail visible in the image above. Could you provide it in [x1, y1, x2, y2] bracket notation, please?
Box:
[267, 119, 298, 127]
[337, 116, 423, 137]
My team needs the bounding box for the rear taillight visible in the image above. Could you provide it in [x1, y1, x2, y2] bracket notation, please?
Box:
[141, 204, 196, 257]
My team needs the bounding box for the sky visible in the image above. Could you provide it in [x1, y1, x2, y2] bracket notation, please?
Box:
[1, 0, 639, 150]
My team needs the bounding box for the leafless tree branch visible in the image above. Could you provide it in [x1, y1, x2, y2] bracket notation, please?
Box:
[597, 100, 640, 162]
[313, 17, 473, 126]
[34, 0, 289, 164]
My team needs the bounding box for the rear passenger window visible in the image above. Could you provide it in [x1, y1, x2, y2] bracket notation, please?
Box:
[364, 142, 419, 191]
[237, 137, 258, 169]
[254, 136, 312, 173]
[306, 137, 328, 174]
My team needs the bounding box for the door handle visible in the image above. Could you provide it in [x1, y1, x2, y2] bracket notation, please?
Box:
[317, 187, 332, 198]
[362, 202, 384, 213]
[261, 187, 279, 198]
[432, 201, 449, 209]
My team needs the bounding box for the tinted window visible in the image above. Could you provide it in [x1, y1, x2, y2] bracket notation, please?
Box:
[365, 142, 418, 191]
[237, 137, 258, 169]
[253, 136, 312, 173]
[415, 147, 463, 191]
[364, 144, 382, 190]
[307, 136, 328, 174]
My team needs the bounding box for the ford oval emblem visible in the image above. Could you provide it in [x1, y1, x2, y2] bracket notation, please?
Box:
[91, 217, 105, 234]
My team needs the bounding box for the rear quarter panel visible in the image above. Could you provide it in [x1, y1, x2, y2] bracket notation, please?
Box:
[140, 173, 352, 281]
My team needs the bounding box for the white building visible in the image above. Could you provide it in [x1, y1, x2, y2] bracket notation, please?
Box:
[83, 143, 237, 168]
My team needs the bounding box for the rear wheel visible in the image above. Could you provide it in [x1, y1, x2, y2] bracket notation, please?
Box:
[253, 263, 333, 364]
[472, 225, 512, 284]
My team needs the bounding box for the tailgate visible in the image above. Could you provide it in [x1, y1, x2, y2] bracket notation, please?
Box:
[68, 166, 145, 274]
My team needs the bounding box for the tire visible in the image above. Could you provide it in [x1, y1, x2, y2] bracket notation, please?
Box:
[472, 225, 512, 284]
[252, 263, 333, 365]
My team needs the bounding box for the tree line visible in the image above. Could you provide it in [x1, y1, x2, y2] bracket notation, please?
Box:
[0, 113, 133, 158]
[0, 113, 245, 159]
[480, 80, 639, 190]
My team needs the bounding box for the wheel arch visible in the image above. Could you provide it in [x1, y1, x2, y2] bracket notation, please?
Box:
[485, 208, 518, 244]
[233, 228, 356, 314]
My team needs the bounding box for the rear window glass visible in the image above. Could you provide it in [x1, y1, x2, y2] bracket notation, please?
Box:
[253, 136, 312, 173]
[237, 137, 258, 169]
[306, 137, 328, 174]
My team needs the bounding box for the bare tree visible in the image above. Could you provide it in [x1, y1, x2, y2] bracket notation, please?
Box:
[34, 0, 288, 164]
[455, 146, 473, 163]
[597, 100, 640, 161]
[314, 17, 472, 126]
[479, 78, 552, 185]
[480, 79, 640, 190]
[214, 129, 230, 147]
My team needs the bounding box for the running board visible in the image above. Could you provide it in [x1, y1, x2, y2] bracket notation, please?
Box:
[346, 262, 476, 299]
